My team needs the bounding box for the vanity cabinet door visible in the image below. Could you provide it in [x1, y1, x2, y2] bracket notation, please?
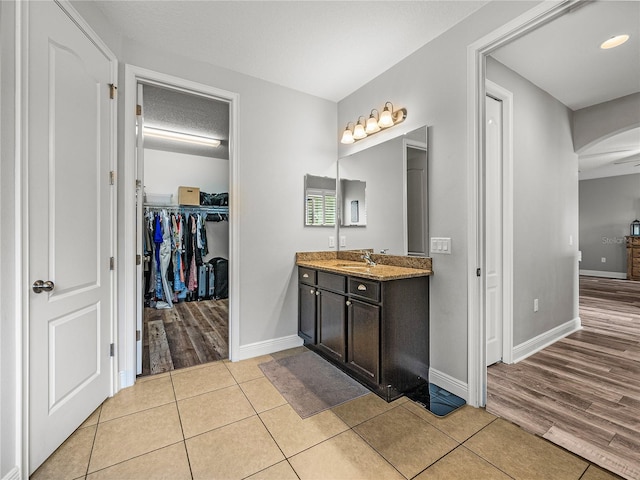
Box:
[347, 298, 380, 383]
[298, 283, 318, 345]
[317, 289, 346, 361]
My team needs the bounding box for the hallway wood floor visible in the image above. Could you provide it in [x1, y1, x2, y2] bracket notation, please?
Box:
[141, 298, 229, 376]
[487, 276, 640, 480]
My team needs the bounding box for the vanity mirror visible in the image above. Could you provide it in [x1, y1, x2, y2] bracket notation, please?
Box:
[337, 126, 428, 255]
[304, 174, 337, 227]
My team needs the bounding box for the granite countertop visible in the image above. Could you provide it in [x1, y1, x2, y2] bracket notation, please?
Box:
[296, 250, 433, 281]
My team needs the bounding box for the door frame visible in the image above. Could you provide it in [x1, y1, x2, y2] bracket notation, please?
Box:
[466, 0, 582, 407]
[16, 0, 118, 474]
[121, 65, 240, 388]
[485, 81, 514, 367]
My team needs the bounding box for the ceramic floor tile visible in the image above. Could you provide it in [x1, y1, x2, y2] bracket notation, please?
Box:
[289, 430, 405, 480]
[354, 405, 458, 478]
[581, 464, 623, 480]
[100, 375, 175, 422]
[80, 405, 102, 428]
[331, 392, 405, 427]
[88, 403, 183, 473]
[178, 384, 256, 438]
[31, 425, 96, 480]
[403, 402, 497, 442]
[171, 361, 236, 400]
[464, 418, 589, 480]
[225, 354, 273, 383]
[186, 415, 285, 480]
[86, 442, 191, 480]
[245, 460, 300, 480]
[414, 446, 512, 480]
[240, 376, 287, 413]
[136, 371, 170, 382]
[260, 404, 349, 457]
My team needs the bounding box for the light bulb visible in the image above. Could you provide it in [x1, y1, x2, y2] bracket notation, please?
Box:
[353, 123, 367, 140]
[341, 127, 354, 144]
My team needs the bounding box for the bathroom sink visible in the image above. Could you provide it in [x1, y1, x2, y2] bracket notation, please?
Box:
[336, 263, 372, 270]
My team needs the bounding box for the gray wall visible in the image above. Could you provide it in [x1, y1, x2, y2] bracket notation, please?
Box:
[486, 57, 579, 346]
[579, 173, 640, 274]
[338, 2, 539, 385]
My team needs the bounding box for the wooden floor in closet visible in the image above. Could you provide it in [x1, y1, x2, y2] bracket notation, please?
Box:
[487, 276, 640, 480]
[141, 298, 229, 376]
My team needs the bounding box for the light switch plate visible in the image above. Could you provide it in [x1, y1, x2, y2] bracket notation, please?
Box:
[430, 237, 452, 255]
[339, 236, 346, 247]
[328, 236, 335, 248]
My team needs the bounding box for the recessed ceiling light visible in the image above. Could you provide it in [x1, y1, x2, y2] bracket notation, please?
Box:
[600, 34, 630, 49]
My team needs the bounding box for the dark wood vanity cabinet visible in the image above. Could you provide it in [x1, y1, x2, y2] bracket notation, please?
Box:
[297, 266, 429, 401]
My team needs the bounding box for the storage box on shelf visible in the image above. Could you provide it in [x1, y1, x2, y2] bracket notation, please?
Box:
[178, 186, 200, 205]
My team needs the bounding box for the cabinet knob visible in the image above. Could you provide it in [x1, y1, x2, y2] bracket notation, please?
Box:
[346, 300, 352, 306]
[357, 284, 367, 291]
[316, 291, 320, 296]
[309, 289, 315, 294]
[303, 273, 309, 278]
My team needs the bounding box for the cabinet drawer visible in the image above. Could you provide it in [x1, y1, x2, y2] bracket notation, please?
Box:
[318, 271, 346, 293]
[299, 267, 316, 285]
[629, 237, 640, 247]
[348, 277, 380, 302]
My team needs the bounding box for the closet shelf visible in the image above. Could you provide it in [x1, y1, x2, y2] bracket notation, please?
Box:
[143, 203, 228, 214]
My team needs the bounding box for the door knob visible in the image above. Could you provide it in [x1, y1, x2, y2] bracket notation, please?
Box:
[32, 280, 55, 294]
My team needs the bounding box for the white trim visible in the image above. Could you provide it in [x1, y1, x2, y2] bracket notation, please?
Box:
[485, 80, 514, 365]
[512, 317, 582, 364]
[236, 335, 304, 361]
[466, 0, 581, 408]
[1, 466, 21, 480]
[429, 368, 469, 403]
[122, 65, 240, 388]
[579, 270, 627, 280]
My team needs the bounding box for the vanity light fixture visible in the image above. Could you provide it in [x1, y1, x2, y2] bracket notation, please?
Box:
[600, 34, 630, 49]
[340, 101, 407, 144]
[143, 126, 221, 147]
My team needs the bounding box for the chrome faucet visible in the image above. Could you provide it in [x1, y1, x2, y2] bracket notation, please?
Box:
[361, 250, 376, 266]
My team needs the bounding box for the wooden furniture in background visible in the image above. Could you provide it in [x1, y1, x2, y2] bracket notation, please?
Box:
[626, 236, 640, 281]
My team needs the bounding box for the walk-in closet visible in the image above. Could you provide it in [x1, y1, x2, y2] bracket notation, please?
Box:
[136, 83, 230, 376]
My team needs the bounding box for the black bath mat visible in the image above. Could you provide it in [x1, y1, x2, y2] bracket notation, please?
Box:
[405, 383, 465, 417]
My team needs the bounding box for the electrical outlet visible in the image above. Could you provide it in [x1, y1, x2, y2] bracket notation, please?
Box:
[534, 298, 539, 312]
[339, 236, 346, 247]
[601, 257, 606, 263]
[328, 236, 335, 248]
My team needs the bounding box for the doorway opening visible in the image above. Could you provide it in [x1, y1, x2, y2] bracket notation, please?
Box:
[136, 82, 231, 376]
[121, 65, 239, 388]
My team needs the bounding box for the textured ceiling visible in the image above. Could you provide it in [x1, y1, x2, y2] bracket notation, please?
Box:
[91, 0, 489, 102]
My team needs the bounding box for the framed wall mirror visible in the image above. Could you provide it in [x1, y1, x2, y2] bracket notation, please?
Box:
[337, 126, 428, 255]
[304, 174, 337, 227]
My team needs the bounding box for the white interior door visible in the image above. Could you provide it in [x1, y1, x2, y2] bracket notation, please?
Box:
[28, 2, 115, 473]
[406, 145, 428, 256]
[485, 94, 503, 366]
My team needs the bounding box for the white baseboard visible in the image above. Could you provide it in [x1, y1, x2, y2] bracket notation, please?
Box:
[579, 269, 627, 280]
[513, 317, 581, 363]
[429, 367, 469, 402]
[1, 466, 20, 480]
[234, 334, 304, 362]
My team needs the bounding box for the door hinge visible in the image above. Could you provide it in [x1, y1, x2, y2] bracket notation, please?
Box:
[109, 83, 117, 99]
[136, 104, 142, 116]
[136, 254, 141, 266]
[136, 179, 142, 190]
[110, 257, 115, 270]
[109, 343, 115, 357]
[109, 171, 116, 185]
[476, 268, 481, 277]
[136, 330, 141, 342]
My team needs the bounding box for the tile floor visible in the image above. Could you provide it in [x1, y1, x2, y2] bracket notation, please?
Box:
[32, 348, 621, 480]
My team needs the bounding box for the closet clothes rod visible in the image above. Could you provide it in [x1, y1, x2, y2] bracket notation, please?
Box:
[143, 203, 228, 214]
